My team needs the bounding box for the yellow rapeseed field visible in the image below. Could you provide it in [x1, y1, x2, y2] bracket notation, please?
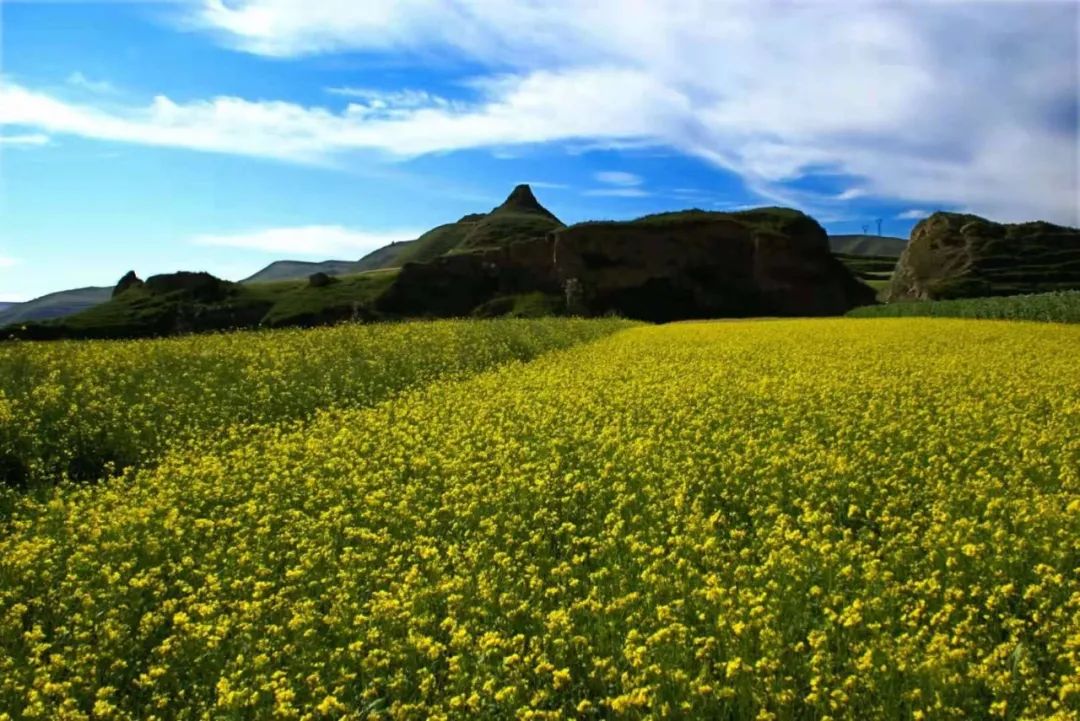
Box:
[0, 318, 633, 490]
[1, 318, 1078, 720]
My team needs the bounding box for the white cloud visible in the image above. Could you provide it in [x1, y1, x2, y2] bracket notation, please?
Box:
[835, 188, 869, 201]
[191, 225, 420, 256]
[897, 209, 932, 220]
[0, 133, 50, 146]
[594, 171, 643, 187]
[67, 72, 117, 95]
[0, 256, 19, 268]
[584, 187, 651, 198]
[1, 1, 1076, 224]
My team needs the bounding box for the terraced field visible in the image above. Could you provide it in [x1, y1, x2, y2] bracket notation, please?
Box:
[1, 318, 1078, 720]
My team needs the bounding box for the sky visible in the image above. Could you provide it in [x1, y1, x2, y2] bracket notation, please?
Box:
[0, 1, 1077, 302]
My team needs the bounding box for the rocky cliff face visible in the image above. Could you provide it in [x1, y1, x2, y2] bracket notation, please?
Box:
[379, 208, 875, 321]
[886, 212, 1080, 301]
[551, 210, 873, 320]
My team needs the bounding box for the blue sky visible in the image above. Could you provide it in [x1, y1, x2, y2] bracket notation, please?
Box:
[0, 1, 1077, 301]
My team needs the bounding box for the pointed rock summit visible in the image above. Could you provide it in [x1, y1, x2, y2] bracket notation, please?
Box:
[112, 270, 144, 297]
[491, 184, 560, 222]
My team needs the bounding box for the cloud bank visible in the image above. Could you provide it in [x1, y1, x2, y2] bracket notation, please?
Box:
[192, 225, 421, 255]
[2, 0, 1076, 224]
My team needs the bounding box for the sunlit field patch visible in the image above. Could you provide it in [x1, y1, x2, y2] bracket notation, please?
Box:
[0, 317, 633, 490]
[1, 318, 1077, 720]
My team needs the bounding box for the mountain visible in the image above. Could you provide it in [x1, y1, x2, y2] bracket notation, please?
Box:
[0, 286, 112, 328]
[885, 212, 1080, 301]
[0, 303, 13, 313]
[394, 184, 564, 266]
[241, 241, 417, 284]
[378, 207, 875, 322]
[6, 186, 883, 339]
[828, 234, 907, 257]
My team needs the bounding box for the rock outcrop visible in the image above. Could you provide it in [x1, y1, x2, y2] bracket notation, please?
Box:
[551, 209, 874, 320]
[394, 185, 564, 265]
[379, 207, 875, 321]
[112, 271, 144, 297]
[886, 212, 1080, 301]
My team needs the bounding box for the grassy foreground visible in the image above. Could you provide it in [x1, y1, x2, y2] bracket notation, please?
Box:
[0, 318, 635, 490]
[847, 290, 1080, 323]
[1, 318, 1077, 720]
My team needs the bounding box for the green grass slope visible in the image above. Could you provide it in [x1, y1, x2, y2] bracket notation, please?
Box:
[394, 221, 477, 265]
[355, 240, 415, 270]
[0, 286, 112, 327]
[396, 184, 563, 264]
[847, 290, 1080, 323]
[241, 260, 370, 284]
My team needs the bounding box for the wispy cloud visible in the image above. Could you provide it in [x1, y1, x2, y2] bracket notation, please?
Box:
[897, 209, 933, 220]
[594, 171, 643, 187]
[1, 1, 1075, 224]
[0, 133, 50, 146]
[835, 188, 869, 201]
[67, 72, 117, 95]
[584, 187, 651, 198]
[0, 256, 19, 268]
[325, 86, 451, 108]
[192, 225, 421, 256]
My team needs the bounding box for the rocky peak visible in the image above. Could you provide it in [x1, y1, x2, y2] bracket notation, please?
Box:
[491, 184, 560, 222]
[112, 270, 144, 297]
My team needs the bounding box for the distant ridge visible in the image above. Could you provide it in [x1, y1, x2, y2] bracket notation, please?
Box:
[828, 234, 907, 257]
[0, 286, 112, 327]
[241, 241, 417, 284]
[242, 260, 370, 285]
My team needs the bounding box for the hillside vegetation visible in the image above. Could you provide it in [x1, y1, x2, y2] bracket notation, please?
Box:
[832, 253, 898, 292]
[3, 270, 400, 340]
[886, 212, 1080, 301]
[396, 184, 564, 265]
[848, 290, 1080, 323]
[0, 317, 633, 490]
[0, 318, 1076, 718]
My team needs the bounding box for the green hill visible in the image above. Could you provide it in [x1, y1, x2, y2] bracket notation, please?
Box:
[0, 286, 112, 327]
[354, 240, 415, 270]
[6, 269, 399, 340]
[241, 241, 417, 284]
[886, 212, 1080, 301]
[395, 184, 563, 265]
